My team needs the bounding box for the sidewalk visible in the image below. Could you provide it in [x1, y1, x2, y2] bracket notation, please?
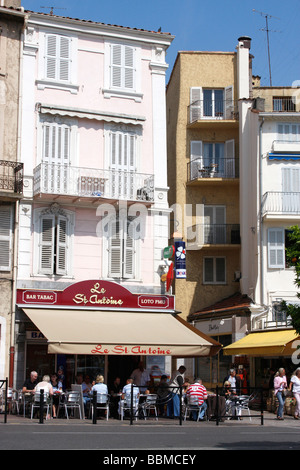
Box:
[2, 410, 300, 427]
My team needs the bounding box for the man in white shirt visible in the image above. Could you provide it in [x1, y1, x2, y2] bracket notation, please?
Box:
[130, 362, 150, 393]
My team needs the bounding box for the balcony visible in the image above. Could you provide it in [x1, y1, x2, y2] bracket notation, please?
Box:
[187, 100, 239, 127]
[255, 97, 300, 113]
[0, 160, 23, 197]
[187, 158, 239, 183]
[262, 191, 300, 218]
[186, 223, 240, 250]
[33, 163, 154, 204]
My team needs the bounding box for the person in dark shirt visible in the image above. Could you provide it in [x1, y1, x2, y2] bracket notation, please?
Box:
[22, 371, 38, 393]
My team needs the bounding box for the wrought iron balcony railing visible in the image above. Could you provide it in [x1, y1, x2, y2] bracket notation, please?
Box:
[33, 163, 154, 202]
[186, 223, 240, 248]
[262, 191, 300, 216]
[0, 160, 23, 194]
[187, 158, 239, 182]
[188, 100, 239, 124]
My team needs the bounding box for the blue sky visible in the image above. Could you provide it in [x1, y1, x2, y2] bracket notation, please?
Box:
[22, 0, 300, 87]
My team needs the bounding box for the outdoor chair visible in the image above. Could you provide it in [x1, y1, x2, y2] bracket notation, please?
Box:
[30, 391, 50, 420]
[63, 391, 82, 419]
[119, 391, 140, 421]
[140, 394, 158, 420]
[90, 392, 110, 421]
[236, 395, 252, 421]
[184, 395, 207, 421]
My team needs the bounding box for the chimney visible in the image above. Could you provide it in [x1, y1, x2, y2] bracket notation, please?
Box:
[237, 36, 252, 100]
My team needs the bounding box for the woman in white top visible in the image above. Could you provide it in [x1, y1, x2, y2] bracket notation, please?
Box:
[91, 375, 108, 395]
[34, 375, 54, 396]
[289, 368, 300, 419]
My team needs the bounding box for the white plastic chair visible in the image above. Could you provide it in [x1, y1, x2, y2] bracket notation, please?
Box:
[120, 391, 140, 421]
[90, 393, 110, 421]
[140, 394, 158, 420]
[236, 395, 252, 421]
[63, 391, 82, 419]
[30, 391, 50, 420]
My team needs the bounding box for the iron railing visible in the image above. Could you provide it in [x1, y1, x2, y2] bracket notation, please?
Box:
[187, 158, 238, 181]
[33, 163, 154, 202]
[262, 191, 300, 215]
[0, 161, 23, 194]
[186, 223, 240, 247]
[188, 100, 239, 124]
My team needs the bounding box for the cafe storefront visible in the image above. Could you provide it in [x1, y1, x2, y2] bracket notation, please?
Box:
[16, 280, 220, 389]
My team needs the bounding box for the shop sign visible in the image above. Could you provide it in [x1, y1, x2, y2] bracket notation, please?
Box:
[17, 280, 175, 311]
[90, 344, 172, 355]
[174, 241, 186, 278]
[26, 330, 46, 340]
[163, 245, 175, 259]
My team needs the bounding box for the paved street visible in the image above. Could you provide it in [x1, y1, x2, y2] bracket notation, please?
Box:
[1, 412, 300, 453]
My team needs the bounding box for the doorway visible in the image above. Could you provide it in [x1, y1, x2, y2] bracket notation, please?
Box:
[107, 355, 140, 389]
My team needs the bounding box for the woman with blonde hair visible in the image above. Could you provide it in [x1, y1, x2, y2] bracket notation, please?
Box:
[91, 375, 108, 394]
[274, 368, 287, 420]
[289, 367, 300, 419]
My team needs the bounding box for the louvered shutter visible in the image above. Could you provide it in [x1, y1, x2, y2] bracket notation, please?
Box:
[190, 140, 203, 179]
[204, 206, 214, 244]
[56, 216, 68, 275]
[46, 34, 57, 79]
[108, 218, 122, 277]
[40, 215, 55, 274]
[282, 168, 300, 212]
[59, 36, 70, 81]
[268, 228, 285, 269]
[225, 139, 235, 177]
[225, 85, 234, 119]
[124, 46, 134, 89]
[111, 44, 135, 89]
[111, 44, 122, 88]
[45, 34, 70, 81]
[190, 87, 202, 122]
[124, 218, 135, 279]
[0, 205, 12, 271]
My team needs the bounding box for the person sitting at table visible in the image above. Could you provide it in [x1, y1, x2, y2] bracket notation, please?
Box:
[118, 378, 140, 418]
[185, 378, 208, 421]
[157, 375, 170, 416]
[222, 380, 241, 419]
[50, 373, 62, 418]
[34, 375, 54, 419]
[109, 377, 122, 418]
[22, 370, 38, 394]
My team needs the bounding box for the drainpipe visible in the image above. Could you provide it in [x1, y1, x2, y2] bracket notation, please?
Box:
[259, 117, 265, 308]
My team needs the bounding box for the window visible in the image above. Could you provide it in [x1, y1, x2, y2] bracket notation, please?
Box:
[189, 86, 233, 121]
[0, 205, 13, 271]
[268, 228, 285, 269]
[204, 257, 226, 284]
[104, 215, 139, 279]
[45, 34, 71, 82]
[190, 140, 235, 179]
[110, 44, 135, 91]
[273, 97, 295, 112]
[277, 123, 300, 142]
[35, 206, 74, 276]
[204, 206, 226, 244]
[109, 128, 137, 199]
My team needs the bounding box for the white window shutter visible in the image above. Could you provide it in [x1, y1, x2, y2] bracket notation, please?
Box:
[123, 218, 135, 279]
[40, 215, 55, 274]
[124, 46, 134, 89]
[190, 140, 203, 179]
[111, 44, 122, 88]
[59, 36, 70, 81]
[0, 205, 12, 271]
[225, 139, 235, 177]
[268, 228, 285, 269]
[46, 34, 57, 79]
[225, 85, 234, 119]
[190, 87, 202, 121]
[108, 218, 122, 277]
[56, 216, 68, 275]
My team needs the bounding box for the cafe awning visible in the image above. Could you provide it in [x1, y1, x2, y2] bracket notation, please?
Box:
[23, 308, 221, 357]
[223, 329, 300, 357]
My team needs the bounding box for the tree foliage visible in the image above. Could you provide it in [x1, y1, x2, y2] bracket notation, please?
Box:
[281, 225, 300, 336]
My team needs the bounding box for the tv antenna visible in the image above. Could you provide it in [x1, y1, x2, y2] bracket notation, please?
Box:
[40, 6, 67, 16]
[253, 9, 281, 86]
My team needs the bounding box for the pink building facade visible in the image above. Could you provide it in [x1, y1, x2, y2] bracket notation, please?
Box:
[15, 11, 174, 387]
